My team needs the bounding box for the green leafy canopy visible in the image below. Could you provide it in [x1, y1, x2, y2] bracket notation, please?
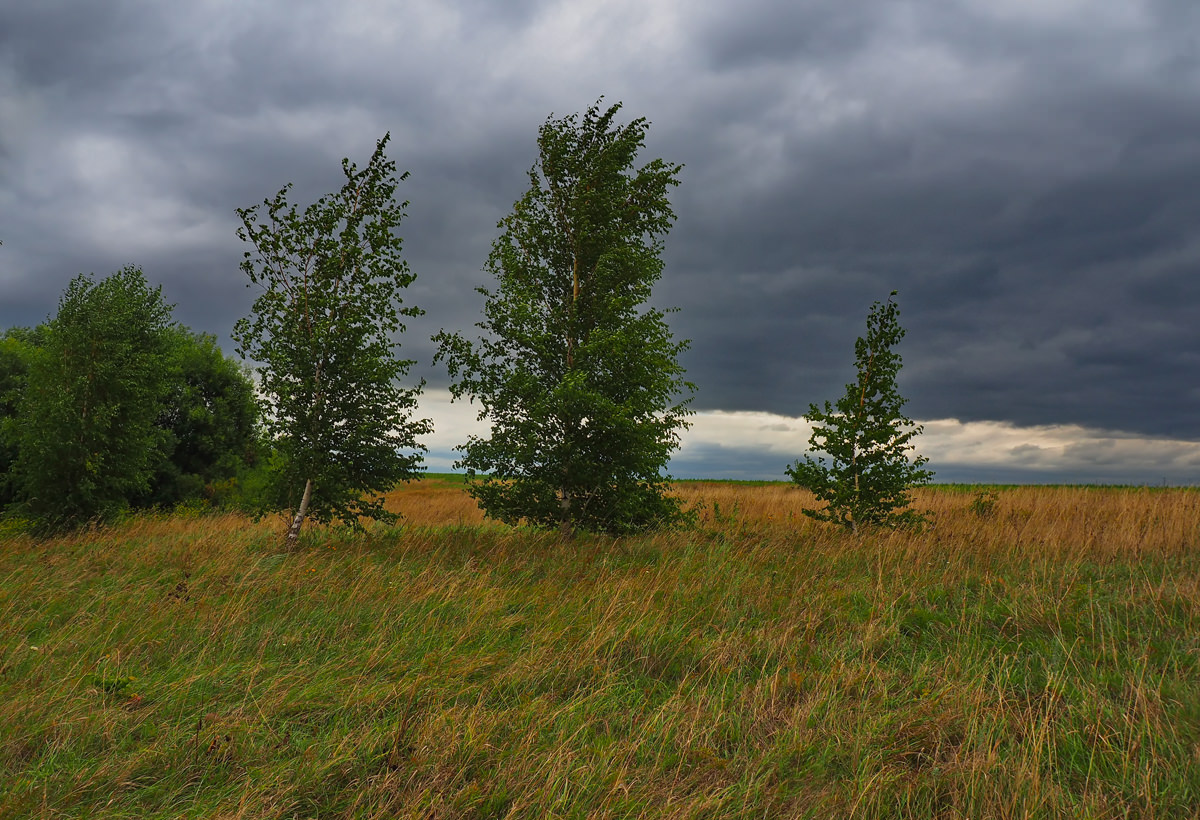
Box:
[10, 267, 175, 531]
[136, 329, 262, 509]
[233, 134, 429, 539]
[435, 100, 693, 535]
[787, 292, 933, 530]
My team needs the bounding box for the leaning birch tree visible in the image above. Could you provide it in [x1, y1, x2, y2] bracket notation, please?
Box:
[233, 134, 429, 547]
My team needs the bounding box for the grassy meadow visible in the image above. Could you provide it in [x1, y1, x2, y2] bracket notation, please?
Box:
[2, 479, 1199, 818]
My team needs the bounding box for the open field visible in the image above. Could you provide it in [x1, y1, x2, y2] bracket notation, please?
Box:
[2, 481, 1199, 818]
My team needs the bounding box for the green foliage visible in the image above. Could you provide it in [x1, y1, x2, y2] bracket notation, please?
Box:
[10, 267, 174, 531]
[0, 327, 44, 508]
[233, 134, 429, 540]
[137, 329, 262, 509]
[83, 672, 139, 701]
[787, 292, 933, 530]
[969, 489, 1000, 518]
[2, 321, 261, 515]
[435, 100, 692, 535]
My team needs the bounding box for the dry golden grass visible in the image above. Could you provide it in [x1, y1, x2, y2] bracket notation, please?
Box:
[381, 476, 487, 526]
[385, 478, 1200, 564]
[2, 480, 1198, 818]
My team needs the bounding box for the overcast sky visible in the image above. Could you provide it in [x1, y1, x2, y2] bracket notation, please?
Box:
[2, 0, 1199, 483]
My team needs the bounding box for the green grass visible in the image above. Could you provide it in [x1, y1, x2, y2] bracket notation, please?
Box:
[672, 478, 792, 486]
[2, 489, 1199, 818]
[419, 472, 474, 484]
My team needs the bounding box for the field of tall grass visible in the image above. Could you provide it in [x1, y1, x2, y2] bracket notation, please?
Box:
[2, 480, 1198, 818]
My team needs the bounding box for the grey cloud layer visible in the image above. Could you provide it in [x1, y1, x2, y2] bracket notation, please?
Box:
[662, 0, 1200, 437]
[2, 0, 1198, 478]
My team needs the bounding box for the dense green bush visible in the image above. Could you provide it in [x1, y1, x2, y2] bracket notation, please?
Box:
[1, 272, 261, 529]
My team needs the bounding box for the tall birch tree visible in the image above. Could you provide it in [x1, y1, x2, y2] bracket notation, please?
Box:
[436, 101, 692, 535]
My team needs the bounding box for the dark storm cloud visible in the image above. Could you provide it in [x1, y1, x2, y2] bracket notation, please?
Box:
[696, 0, 876, 69]
[2, 0, 1198, 481]
[0, 3, 159, 95]
[0, 0, 544, 353]
[654, 0, 1200, 441]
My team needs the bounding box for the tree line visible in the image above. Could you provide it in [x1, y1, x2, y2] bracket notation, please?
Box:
[0, 100, 931, 541]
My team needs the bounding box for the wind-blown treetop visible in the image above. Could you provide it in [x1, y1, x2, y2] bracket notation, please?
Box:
[436, 100, 693, 535]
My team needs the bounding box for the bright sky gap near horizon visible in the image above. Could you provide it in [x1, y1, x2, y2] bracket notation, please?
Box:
[2, 1, 1198, 484]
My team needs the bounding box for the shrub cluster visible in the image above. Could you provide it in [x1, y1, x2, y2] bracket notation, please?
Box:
[0, 269, 267, 531]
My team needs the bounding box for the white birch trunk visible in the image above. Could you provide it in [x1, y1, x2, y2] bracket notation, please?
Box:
[285, 478, 314, 549]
